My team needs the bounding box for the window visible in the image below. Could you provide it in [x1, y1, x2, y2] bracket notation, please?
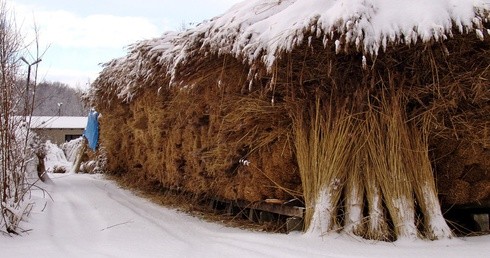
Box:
[65, 134, 82, 142]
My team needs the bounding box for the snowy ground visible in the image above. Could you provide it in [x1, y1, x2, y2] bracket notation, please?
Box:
[1, 173, 489, 258]
[1, 142, 489, 257]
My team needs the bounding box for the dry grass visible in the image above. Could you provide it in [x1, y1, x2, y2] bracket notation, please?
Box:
[361, 104, 392, 240]
[291, 93, 358, 234]
[91, 34, 490, 240]
[343, 146, 366, 237]
[98, 58, 300, 204]
[378, 89, 417, 239]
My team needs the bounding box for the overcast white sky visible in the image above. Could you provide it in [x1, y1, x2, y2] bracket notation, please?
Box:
[7, 0, 242, 89]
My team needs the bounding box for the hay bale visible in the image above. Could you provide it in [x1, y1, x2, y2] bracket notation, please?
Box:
[470, 180, 490, 202]
[443, 180, 471, 205]
[482, 149, 490, 168]
[456, 143, 485, 166]
[462, 164, 488, 184]
[432, 141, 490, 206]
[430, 138, 460, 158]
[95, 59, 300, 204]
[435, 156, 466, 181]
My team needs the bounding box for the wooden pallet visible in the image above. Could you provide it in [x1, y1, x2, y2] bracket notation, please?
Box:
[209, 197, 305, 232]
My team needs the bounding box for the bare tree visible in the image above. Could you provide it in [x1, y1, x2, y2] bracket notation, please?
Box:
[0, 0, 44, 235]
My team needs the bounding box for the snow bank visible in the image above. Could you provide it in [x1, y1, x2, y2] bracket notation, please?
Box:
[44, 140, 72, 173]
[61, 137, 84, 163]
[3, 173, 490, 257]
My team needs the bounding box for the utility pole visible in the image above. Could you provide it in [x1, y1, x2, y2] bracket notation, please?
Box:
[57, 102, 63, 116]
[20, 57, 42, 119]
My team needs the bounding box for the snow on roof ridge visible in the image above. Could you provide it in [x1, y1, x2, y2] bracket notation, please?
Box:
[93, 0, 490, 101]
[191, 0, 489, 66]
[28, 116, 88, 129]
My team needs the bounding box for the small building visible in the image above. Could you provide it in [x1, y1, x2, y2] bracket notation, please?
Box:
[29, 116, 87, 144]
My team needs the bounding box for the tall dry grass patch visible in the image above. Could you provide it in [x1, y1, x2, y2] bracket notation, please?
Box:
[375, 89, 417, 239]
[291, 93, 358, 235]
[359, 98, 392, 240]
[359, 84, 452, 240]
[290, 81, 454, 240]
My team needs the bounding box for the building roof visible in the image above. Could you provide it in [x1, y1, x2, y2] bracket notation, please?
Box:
[28, 116, 87, 130]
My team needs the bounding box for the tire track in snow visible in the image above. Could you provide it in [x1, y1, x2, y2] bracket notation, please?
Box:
[46, 174, 113, 257]
[87, 175, 209, 256]
[6, 174, 489, 258]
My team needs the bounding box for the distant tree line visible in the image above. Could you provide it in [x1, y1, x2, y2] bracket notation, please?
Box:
[17, 80, 88, 116]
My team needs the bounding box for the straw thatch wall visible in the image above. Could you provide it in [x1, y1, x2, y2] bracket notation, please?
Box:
[96, 57, 301, 202]
[93, 34, 490, 206]
[89, 1, 490, 240]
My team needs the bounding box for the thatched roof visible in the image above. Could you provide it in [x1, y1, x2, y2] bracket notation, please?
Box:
[92, 0, 490, 101]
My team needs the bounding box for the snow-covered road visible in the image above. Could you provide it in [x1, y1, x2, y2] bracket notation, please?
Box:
[2, 174, 490, 258]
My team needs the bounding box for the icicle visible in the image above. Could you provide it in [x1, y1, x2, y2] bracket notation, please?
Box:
[362, 55, 367, 70]
[473, 17, 483, 28]
[335, 40, 341, 54]
[476, 29, 484, 41]
[322, 35, 328, 46]
[442, 45, 449, 56]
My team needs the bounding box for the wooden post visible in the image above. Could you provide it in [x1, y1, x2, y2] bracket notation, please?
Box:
[286, 217, 304, 233]
[71, 137, 87, 173]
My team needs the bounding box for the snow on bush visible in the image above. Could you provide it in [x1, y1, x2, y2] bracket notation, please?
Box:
[61, 137, 84, 163]
[44, 141, 72, 174]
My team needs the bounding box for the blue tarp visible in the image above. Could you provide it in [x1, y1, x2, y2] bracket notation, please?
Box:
[84, 110, 99, 151]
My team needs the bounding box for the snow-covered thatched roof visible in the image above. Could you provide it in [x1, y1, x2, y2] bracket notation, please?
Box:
[92, 0, 490, 100]
[190, 0, 489, 65]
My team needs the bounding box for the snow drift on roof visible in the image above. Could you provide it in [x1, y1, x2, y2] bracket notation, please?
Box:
[29, 116, 88, 129]
[185, 0, 489, 66]
[94, 0, 490, 100]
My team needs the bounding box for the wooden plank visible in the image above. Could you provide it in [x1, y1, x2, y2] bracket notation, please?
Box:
[231, 199, 304, 218]
[249, 202, 304, 218]
[446, 200, 490, 211]
[210, 197, 305, 218]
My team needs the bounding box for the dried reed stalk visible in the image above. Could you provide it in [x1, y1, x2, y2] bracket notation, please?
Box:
[343, 148, 366, 236]
[365, 88, 418, 240]
[362, 106, 392, 240]
[292, 95, 356, 235]
[405, 116, 453, 239]
[292, 103, 315, 229]
[200, 95, 291, 175]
